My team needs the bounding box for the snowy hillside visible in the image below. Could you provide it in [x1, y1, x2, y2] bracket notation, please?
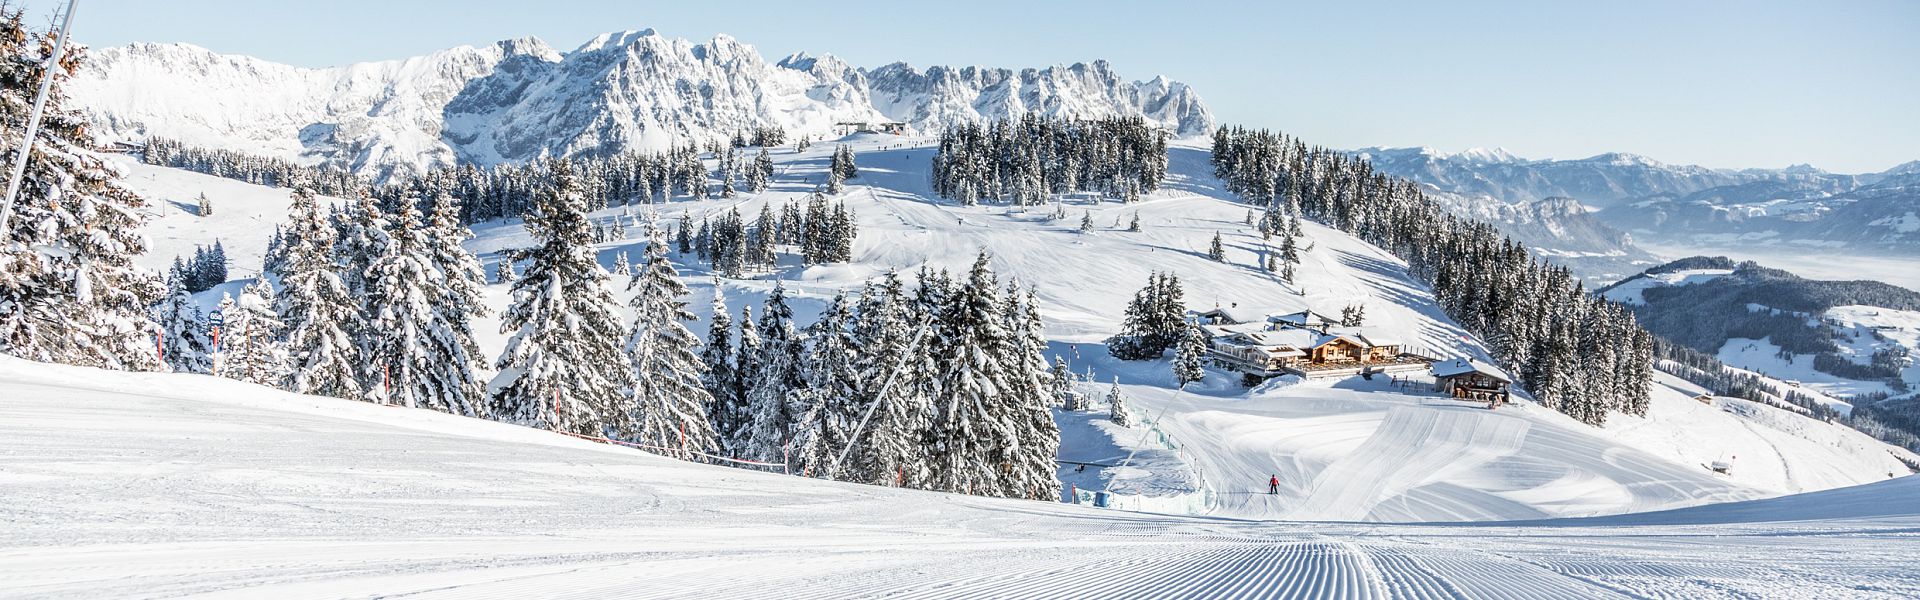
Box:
[5, 355, 1919, 598]
[107, 136, 1917, 524]
[68, 31, 1212, 179]
[1602, 256, 1920, 408]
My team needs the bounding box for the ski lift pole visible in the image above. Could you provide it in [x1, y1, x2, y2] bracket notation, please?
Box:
[830, 318, 934, 474]
[0, 0, 79, 236]
[1104, 382, 1188, 497]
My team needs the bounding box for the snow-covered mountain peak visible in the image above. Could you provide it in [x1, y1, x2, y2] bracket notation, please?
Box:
[1454, 146, 1522, 164]
[1582, 151, 1654, 167]
[575, 28, 661, 53]
[1881, 160, 1920, 176]
[1355, 145, 1524, 166]
[69, 30, 1214, 179]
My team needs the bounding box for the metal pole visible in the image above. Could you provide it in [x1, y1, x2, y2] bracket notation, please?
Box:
[0, 0, 79, 236]
[830, 319, 934, 474]
[1105, 381, 1187, 497]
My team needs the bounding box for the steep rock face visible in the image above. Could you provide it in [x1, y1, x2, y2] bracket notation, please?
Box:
[70, 38, 559, 180]
[863, 60, 1213, 136]
[68, 30, 1214, 179]
[441, 31, 888, 164]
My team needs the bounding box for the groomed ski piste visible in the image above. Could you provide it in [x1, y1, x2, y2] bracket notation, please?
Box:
[5, 357, 1919, 598]
[7, 136, 1915, 596]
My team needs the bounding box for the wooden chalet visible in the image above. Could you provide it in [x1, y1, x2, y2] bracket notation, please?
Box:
[1206, 323, 1430, 380]
[1431, 358, 1512, 403]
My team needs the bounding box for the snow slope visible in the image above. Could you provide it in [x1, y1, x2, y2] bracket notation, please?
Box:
[70, 31, 1212, 179]
[111, 156, 346, 281]
[107, 137, 1916, 525]
[4, 356, 1918, 599]
[1600, 267, 1732, 305]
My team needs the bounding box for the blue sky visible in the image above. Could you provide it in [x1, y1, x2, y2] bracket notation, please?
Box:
[26, 0, 1920, 173]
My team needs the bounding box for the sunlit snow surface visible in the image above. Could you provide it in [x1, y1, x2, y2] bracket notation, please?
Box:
[46, 139, 1919, 596]
[109, 138, 1914, 524]
[2, 357, 1917, 599]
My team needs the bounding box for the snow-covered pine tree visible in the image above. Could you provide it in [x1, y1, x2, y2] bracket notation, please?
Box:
[832, 145, 858, 181]
[0, 9, 162, 369]
[792, 292, 861, 478]
[1207, 231, 1226, 261]
[827, 201, 856, 262]
[1107, 272, 1187, 360]
[1173, 321, 1207, 387]
[333, 193, 389, 384]
[334, 194, 390, 303]
[494, 257, 517, 284]
[750, 204, 776, 269]
[205, 241, 229, 286]
[825, 165, 845, 195]
[623, 225, 717, 458]
[997, 282, 1062, 499]
[1278, 221, 1301, 283]
[927, 252, 1059, 499]
[748, 147, 773, 193]
[746, 283, 807, 463]
[1340, 304, 1366, 327]
[421, 193, 490, 417]
[927, 252, 1013, 496]
[846, 272, 933, 487]
[153, 274, 212, 374]
[612, 251, 632, 279]
[277, 185, 363, 400]
[1127, 212, 1140, 232]
[261, 226, 287, 276]
[362, 202, 442, 408]
[218, 277, 290, 387]
[718, 145, 738, 199]
[1079, 210, 1094, 233]
[1107, 378, 1130, 427]
[701, 283, 742, 455]
[1049, 357, 1077, 409]
[489, 162, 636, 435]
[801, 192, 830, 264]
[728, 303, 762, 454]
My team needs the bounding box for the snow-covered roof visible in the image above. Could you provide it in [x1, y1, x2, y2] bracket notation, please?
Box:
[1202, 321, 1270, 338]
[1198, 305, 1288, 324]
[1235, 329, 1317, 349]
[1327, 326, 1403, 348]
[1311, 333, 1366, 349]
[1431, 358, 1511, 383]
[1270, 310, 1339, 326]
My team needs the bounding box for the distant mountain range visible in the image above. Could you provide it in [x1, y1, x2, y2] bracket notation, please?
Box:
[1355, 147, 1920, 254]
[68, 29, 1214, 180]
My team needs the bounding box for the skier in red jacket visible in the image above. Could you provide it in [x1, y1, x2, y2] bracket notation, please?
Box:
[1268, 475, 1279, 495]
